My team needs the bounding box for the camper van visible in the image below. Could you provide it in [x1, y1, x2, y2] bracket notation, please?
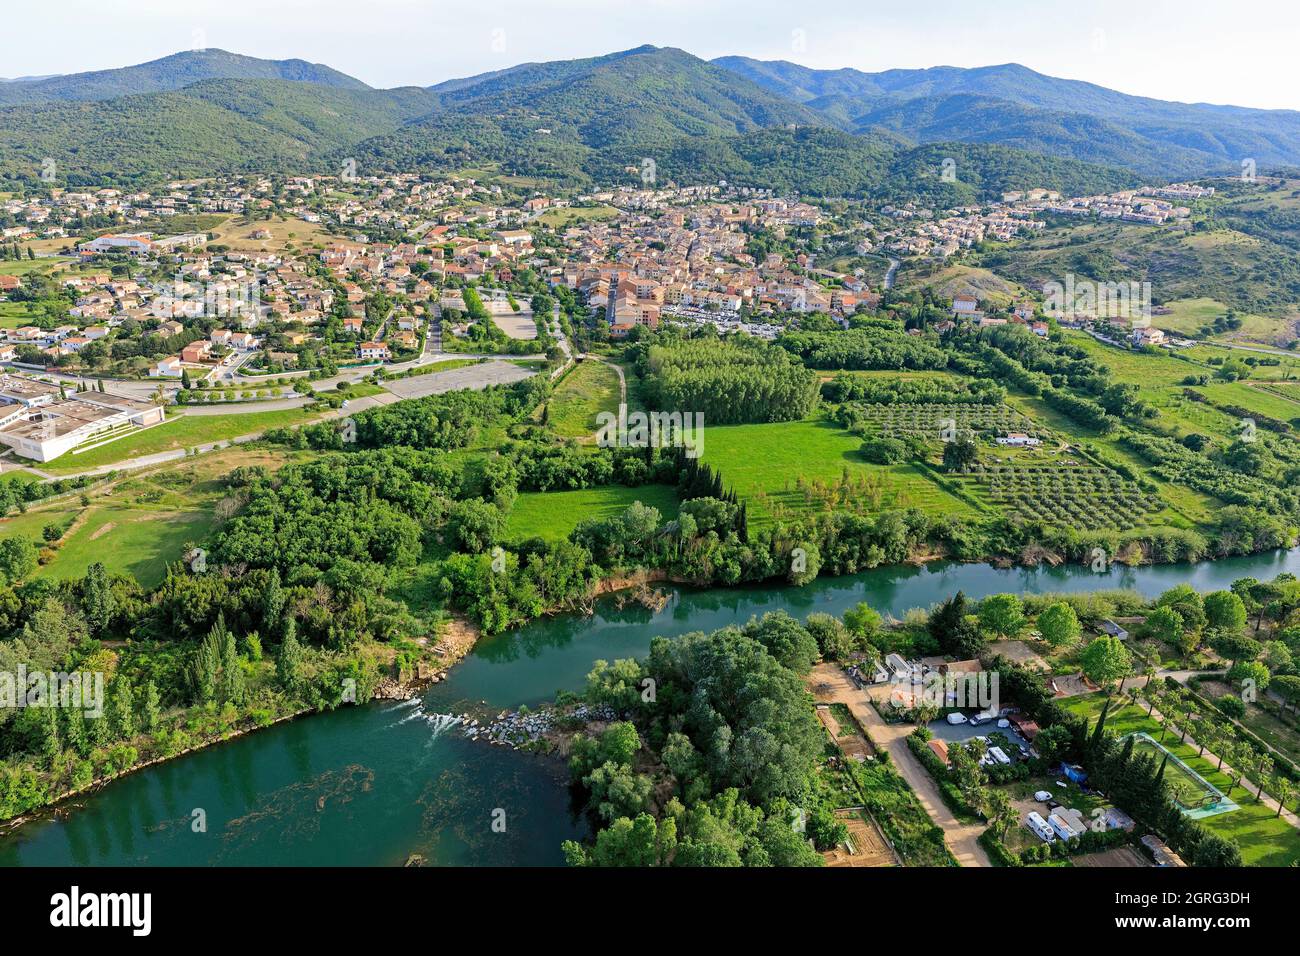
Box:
[1026, 811, 1056, 843]
[988, 746, 1012, 765]
[1049, 811, 1084, 841]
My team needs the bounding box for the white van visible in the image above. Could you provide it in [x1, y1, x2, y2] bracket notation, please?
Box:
[945, 712, 967, 725]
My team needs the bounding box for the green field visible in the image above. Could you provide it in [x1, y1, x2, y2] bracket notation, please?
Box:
[545, 360, 621, 439]
[1062, 694, 1300, 866]
[39, 407, 322, 474]
[702, 417, 981, 523]
[506, 484, 680, 542]
[1065, 333, 1206, 388]
[34, 505, 211, 587]
[1155, 297, 1291, 346]
[0, 301, 44, 328]
[534, 205, 618, 228]
[0, 448, 296, 585]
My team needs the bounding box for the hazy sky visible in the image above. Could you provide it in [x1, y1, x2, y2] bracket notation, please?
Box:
[7, 0, 1299, 111]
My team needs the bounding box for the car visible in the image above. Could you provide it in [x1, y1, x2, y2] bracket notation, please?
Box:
[997, 718, 1011, 728]
[945, 712, 967, 725]
[1034, 790, 1053, 802]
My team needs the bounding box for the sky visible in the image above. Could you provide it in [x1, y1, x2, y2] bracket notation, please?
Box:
[6, 0, 1299, 111]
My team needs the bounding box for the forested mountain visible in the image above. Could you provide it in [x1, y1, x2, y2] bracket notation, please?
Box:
[0, 80, 437, 187]
[715, 56, 1300, 177]
[0, 49, 369, 106]
[1, 43, 1290, 191]
[351, 48, 1138, 198]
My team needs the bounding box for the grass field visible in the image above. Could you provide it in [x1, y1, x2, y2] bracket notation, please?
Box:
[0, 448, 296, 586]
[38, 407, 322, 474]
[1155, 298, 1287, 345]
[1062, 694, 1300, 866]
[534, 205, 619, 228]
[505, 484, 680, 542]
[1066, 333, 1206, 388]
[702, 417, 981, 523]
[0, 301, 44, 328]
[544, 360, 621, 439]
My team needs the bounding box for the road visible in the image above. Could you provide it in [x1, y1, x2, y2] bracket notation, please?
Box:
[884, 257, 901, 290]
[811, 663, 992, 867]
[32, 359, 543, 481]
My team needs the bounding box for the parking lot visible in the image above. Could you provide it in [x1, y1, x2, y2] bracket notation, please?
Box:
[926, 717, 1032, 751]
[382, 360, 536, 400]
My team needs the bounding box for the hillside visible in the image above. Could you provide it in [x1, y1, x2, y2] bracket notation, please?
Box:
[0, 49, 369, 106]
[353, 48, 1137, 199]
[715, 56, 1300, 177]
[0, 79, 437, 187]
[974, 219, 1300, 317]
[0, 43, 1286, 194]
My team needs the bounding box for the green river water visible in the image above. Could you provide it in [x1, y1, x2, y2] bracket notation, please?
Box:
[5, 548, 1300, 866]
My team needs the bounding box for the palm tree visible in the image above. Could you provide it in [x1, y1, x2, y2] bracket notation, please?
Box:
[1272, 777, 1294, 819]
[1223, 743, 1244, 797]
[1256, 755, 1274, 802]
[985, 789, 1016, 841]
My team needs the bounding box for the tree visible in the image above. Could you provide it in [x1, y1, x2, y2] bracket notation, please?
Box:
[843, 601, 882, 639]
[978, 594, 1024, 639]
[80, 562, 116, 636]
[1142, 605, 1183, 647]
[1272, 777, 1294, 818]
[140, 681, 161, 733]
[1156, 584, 1206, 634]
[1037, 602, 1081, 648]
[446, 499, 505, 553]
[985, 788, 1016, 840]
[1035, 724, 1073, 764]
[942, 433, 978, 471]
[743, 612, 818, 675]
[1081, 635, 1132, 692]
[1204, 590, 1248, 633]
[1227, 659, 1270, 695]
[109, 677, 136, 740]
[1272, 675, 1300, 714]
[928, 591, 984, 658]
[277, 619, 303, 691]
[1190, 834, 1241, 867]
[0, 537, 37, 586]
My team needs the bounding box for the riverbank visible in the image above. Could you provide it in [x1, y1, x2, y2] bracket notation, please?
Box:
[1, 613, 485, 830]
[8, 546, 1300, 865]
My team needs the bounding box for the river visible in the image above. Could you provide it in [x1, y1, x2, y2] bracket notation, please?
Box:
[5, 547, 1300, 866]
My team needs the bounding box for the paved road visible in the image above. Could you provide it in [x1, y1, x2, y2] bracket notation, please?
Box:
[811, 663, 992, 867]
[884, 257, 901, 290]
[42, 359, 548, 481]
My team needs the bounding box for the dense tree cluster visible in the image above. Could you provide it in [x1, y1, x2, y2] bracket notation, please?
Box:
[563, 614, 833, 867]
[634, 336, 819, 425]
